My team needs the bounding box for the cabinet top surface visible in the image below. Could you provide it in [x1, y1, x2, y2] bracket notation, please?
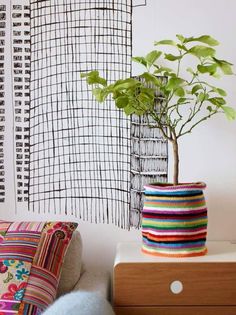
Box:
[114, 241, 236, 266]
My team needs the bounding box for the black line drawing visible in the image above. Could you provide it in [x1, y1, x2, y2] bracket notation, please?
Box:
[0, 4, 6, 203]
[29, 0, 132, 228]
[0, 0, 167, 226]
[12, 3, 30, 203]
[130, 79, 168, 227]
[28, 0, 167, 228]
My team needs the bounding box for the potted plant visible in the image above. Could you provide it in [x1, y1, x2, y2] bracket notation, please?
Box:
[81, 34, 236, 257]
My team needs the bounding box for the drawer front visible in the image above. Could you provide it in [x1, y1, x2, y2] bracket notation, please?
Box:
[114, 262, 236, 306]
[115, 306, 236, 315]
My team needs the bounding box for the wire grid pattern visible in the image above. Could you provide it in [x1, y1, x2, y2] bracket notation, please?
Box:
[29, 0, 132, 228]
[12, 3, 30, 203]
[0, 5, 6, 203]
[130, 78, 168, 227]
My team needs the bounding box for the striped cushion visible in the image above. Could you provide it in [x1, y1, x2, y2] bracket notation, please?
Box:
[0, 220, 78, 314]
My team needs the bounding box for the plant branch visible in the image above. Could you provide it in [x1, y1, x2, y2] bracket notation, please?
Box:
[177, 99, 202, 137]
[133, 96, 171, 141]
[148, 109, 172, 140]
[178, 110, 218, 138]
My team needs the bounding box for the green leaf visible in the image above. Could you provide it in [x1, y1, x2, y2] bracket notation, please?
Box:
[185, 89, 193, 95]
[198, 92, 208, 102]
[138, 92, 152, 106]
[177, 44, 188, 52]
[208, 97, 226, 107]
[124, 104, 136, 116]
[113, 78, 140, 91]
[175, 87, 185, 97]
[155, 39, 176, 46]
[186, 35, 219, 46]
[132, 56, 147, 68]
[189, 45, 216, 58]
[115, 96, 129, 108]
[213, 57, 234, 75]
[164, 54, 182, 61]
[166, 77, 185, 91]
[145, 50, 162, 67]
[197, 64, 217, 75]
[176, 34, 185, 42]
[177, 97, 188, 104]
[222, 106, 236, 120]
[154, 67, 175, 79]
[154, 66, 173, 73]
[212, 72, 221, 79]
[136, 108, 148, 116]
[92, 88, 106, 102]
[140, 87, 155, 99]
[207, 105, 213, 112]
[81, 70, 107, 86]
[140, 72, 161, 86]
[192, 84, 203, 94]
[216, 88, 227, 96]
[91, 72, 107, 86]
[182, 36, 194, 43]
[210, 87, 227, 97]
[220, 63, 233, 75]
[164, 72, 177, 78]
[196, 35, 219, 46]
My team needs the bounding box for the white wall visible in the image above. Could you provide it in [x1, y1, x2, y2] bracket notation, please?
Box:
[132, 0, 236, 241]
[2, 0, 236, 273]
[80, 0, 236, 271]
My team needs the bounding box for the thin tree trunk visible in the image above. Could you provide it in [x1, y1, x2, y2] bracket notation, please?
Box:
[172, 138, 179, 185]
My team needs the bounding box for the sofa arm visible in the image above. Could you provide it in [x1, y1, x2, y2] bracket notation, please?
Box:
[43, 291, 114, 315]
[72, 270, 110, 300]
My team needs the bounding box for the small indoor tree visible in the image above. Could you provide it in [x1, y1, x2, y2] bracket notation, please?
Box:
[81, 34, 236, 185]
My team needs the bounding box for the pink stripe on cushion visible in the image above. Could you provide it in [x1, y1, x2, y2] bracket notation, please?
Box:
[22, 265, 58, 310]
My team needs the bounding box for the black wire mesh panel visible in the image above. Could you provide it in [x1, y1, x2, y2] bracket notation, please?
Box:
[0, 5, 6, 203]
[29, 0, 132, 228]
[130, 78, 168, 227]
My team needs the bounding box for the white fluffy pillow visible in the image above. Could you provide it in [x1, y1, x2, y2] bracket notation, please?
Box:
[43, 291, 115, 315]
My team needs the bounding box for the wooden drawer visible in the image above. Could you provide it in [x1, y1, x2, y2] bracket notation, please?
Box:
[114, 262, 236, 306]
[114, 306, 236, 315]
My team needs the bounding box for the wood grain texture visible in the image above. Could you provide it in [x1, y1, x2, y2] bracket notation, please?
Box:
[114, 306, 236, 315]
[114, 262, 236, 306]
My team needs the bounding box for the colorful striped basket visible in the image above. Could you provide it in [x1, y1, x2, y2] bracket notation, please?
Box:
[142, 182, 208, 257]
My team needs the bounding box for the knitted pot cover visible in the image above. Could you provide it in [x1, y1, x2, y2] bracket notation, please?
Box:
[142, 182, 208, 257]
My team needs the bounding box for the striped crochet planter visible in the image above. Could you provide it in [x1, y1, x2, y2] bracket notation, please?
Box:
[142, 182, 208, 258]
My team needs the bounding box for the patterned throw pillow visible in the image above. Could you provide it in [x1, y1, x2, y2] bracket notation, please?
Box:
[0, 220, 78, 315]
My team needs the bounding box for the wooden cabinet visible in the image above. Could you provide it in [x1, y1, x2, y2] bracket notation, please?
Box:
[113, 242, 236, 315]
